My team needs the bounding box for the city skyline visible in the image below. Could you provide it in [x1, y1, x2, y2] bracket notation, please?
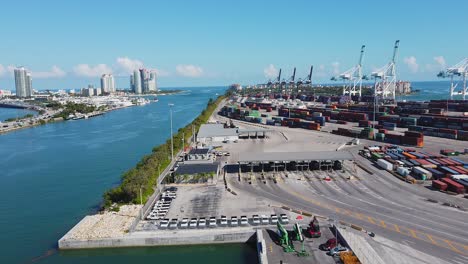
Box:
[0, 0, 467, 90]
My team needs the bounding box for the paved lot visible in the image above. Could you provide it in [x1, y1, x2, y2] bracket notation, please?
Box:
[263, 224, 336, 264]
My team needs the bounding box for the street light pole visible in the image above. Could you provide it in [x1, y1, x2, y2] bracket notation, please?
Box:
[169, 103, 174, 161]
[139, 186, 143, 220]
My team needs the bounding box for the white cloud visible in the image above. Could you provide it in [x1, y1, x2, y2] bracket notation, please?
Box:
[73, 64, 112, 77]
[116, 57, 144, 74]
[433, 56, 446, 69]
[0, 64, 5, 76]
[175, 64, 204, 77]
[263, 64, 278, 78]
[403, 56, 419, 73]
[150, 68, 170, 77]
[331, 62, 340, 75]
[7, 65, 16, 73]
[32, 65, 66, 78]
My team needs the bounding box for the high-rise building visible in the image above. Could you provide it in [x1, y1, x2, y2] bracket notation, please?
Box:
[100, 74, 115, 93]
[14, 67, 32, 98]
[131, 70, 142, 94]
[148, 71, 158, 92]
[130, 68, 157, 94]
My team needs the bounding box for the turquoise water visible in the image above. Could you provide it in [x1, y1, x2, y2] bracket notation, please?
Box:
[396, 80, 456, 101]
[0, 108, 36, 121]
[0, 86, 257, 264]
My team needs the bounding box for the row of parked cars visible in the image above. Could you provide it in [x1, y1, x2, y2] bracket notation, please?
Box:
[146, 188, 177, 220]
[158, 214, 289, 229]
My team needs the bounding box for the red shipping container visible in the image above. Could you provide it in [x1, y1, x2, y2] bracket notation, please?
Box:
[432, 180, 447, 191]
[405, 131, 423, 138]
[441, 178, 465, 194]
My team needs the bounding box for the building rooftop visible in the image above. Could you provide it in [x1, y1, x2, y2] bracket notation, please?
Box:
[174, 162, 219, 175]
[197, 124, 238, 138]
[238, 151, 354, 163]
[188, 148, 210, 155]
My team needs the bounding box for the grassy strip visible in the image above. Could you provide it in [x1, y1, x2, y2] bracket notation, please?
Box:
[103, 94, 226, 208]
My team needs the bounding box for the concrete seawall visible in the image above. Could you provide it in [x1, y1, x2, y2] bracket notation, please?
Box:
[59, 227, 257, 250]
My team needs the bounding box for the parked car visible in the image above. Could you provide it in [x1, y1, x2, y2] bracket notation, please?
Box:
[159, 219, 169, 229]
[240, 216, 248, 226]
[260, 215, 269, 225]
[320, 238, 338, 251]
[180, 218, 189, 229]
[270, 214, 278, 224]
[280, 214, 289, 224]
[329, 246, 349, 256]
[252, 215, 260, 225]
[209, 217, 217, 228]
[169, 219, 178, 229]
[189, 218, 198, 228]
[230, 216, 239, 227]
[198, 218, 207, 228]
[220, 216, 228, 226]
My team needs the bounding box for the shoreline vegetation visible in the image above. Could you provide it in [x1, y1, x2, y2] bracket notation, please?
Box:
[102, 91, 229, 209]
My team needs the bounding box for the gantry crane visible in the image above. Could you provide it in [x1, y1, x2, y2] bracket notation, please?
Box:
[437, 58, 468, 100]
[297, 66, 314, 88]
[332, 45, 366, 97]
[371, 40, 400, 101]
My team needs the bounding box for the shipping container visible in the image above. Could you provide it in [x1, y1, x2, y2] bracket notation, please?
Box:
[432, 180, 448, 191]
[426, 168, 444, 179]
[440, 166, 459, 175]
[396, 166, 410, 177]
[441, 178, 465, 194]
[413, 166, 431, 180]
[377, 159, 393, 171]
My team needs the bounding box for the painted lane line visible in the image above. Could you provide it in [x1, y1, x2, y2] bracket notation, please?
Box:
[444, 239, 463, 254]
[394, 224, 401, 233]
[426, 234, 438, 245]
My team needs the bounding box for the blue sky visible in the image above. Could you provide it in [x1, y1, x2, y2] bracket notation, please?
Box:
[0, 0, 467, 90]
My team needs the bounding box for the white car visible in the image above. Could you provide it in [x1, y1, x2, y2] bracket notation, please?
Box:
[230, 216, 239, 227]
[180, 218, 189, 229]
[189, 218, 198, 228]
[252, 215, 260, 225]
[220, 216, 228, 226]
[261, 215, 269, 225]
[280, 214, 289, 224]
[198, 218, 207, 228]
[159, 219, 169, 229]
[270, 214, 278, 224]
[209, 217, 217, 228]
[169, 219, 178, 229]
[240, 216, 248, 226]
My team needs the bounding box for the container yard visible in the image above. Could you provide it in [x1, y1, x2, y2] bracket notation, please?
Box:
[360, 144, 468, 195]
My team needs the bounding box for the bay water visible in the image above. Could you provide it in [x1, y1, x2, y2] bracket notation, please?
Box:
[0, 86, 256, 264]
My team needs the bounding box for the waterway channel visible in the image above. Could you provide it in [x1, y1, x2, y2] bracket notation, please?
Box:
[0, 86, 257, 264]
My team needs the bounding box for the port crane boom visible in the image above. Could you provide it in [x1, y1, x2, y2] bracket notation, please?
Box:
[437, 58, 468, 100]
[332, 45, 365, 97]
[371, 40, 400, 101]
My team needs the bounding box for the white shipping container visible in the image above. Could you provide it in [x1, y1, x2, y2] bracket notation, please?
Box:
[412, 166, 432, 179]
[451, 174, 468, 180]
[377, 159, 393, 171]
[396, 166, 410, 177]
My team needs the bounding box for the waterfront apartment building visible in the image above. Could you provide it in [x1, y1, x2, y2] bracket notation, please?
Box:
[130, 68, 157, 94]
[100, 74, 115, 93]
[14, 67, 32, 98]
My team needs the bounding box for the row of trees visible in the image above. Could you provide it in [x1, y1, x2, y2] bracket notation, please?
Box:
[52, 102, 97, 119]
[102, 94, 226, 208]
